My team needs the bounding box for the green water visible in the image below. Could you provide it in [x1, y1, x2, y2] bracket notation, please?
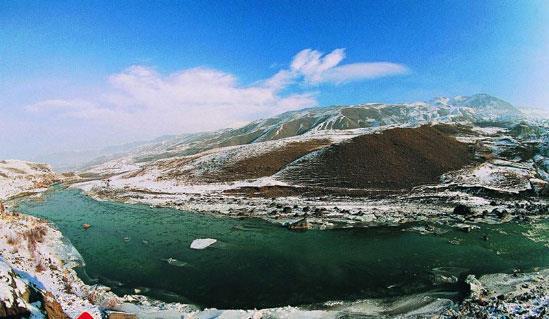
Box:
[16, 188, 549, 309]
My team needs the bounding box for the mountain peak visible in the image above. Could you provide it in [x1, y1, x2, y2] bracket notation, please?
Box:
[429, 94, 521, 118]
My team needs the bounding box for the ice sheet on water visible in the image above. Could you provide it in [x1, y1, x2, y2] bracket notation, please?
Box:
[51, 235, 86, 268]
[190, 238, 217, 249]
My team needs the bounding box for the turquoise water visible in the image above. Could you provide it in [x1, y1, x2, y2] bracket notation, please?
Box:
[16, 188, 549, 309]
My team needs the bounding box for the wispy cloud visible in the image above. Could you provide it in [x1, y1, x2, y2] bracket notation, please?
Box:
[288, 48, 408, 84]
[23, 48, 407, 141]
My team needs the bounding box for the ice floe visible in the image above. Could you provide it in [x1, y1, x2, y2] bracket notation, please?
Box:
[190, 238, 217, 249]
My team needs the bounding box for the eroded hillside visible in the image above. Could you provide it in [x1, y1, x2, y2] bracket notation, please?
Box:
[280, 125, 475, 189]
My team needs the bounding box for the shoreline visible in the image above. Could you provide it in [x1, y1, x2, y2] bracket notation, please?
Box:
[73, 179, 548, 232]
[1, 156, 548, 318]
[11, 186, 549, 318]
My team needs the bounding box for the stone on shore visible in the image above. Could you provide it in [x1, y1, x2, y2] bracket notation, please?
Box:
[453, 204, 472, 215]
[107, 311, 138, 319]
[288, 218, 310, 231]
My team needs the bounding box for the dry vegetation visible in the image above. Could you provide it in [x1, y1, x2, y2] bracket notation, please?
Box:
[1, 211, 50, 272]
[202, 139, 331, 182]
[281, 125, 476, 189]
[24, 224, 48, 251]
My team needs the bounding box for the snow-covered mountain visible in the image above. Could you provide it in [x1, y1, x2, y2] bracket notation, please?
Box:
[81, 93, 525, 167]
[429, 94, 521, 121]
[74, 93, 549, 197]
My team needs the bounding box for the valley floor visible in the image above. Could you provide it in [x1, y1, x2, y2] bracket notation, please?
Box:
[72, 124, 548, 232]
[2, 186, 547, 319]
[1, 120, 548, 318]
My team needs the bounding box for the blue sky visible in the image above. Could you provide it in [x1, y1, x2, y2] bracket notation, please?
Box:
[1, 1, 548, 160]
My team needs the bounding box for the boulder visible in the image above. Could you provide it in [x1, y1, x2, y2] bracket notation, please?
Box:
[530, 178, 548, 196]
[453, 204, 472, 215]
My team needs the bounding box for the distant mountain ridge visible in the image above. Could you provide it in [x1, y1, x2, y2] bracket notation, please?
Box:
[232, 93, 522, 141]
[69, 93, 524, 170]
[113, 93, 524, 164]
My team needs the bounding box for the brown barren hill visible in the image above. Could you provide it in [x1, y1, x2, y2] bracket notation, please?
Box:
[281, 125, 475, 189]
[202, 139, 332, 182]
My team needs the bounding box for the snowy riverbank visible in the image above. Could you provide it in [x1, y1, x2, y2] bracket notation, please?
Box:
[1, 159, 548, 318]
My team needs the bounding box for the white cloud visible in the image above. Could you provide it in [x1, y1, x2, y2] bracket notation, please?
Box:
[289, 48, 408, 84]
[24, 65, 317, 140]
[23, 48, 407, 141]
[291, 48, 346, 83]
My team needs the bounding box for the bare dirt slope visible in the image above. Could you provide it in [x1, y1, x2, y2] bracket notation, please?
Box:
[202, 139, 331, 182]
[281, 125, 475, 189]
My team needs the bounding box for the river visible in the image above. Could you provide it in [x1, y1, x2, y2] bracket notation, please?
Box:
[16, 187, 549, 309]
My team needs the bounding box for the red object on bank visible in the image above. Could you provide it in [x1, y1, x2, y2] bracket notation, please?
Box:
[77, 312, 94, 319]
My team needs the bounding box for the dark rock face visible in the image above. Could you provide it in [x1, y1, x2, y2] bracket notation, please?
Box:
[453, 204, 473, 215]
[0, 263, 31, 318]
[0, 263, 70, 319]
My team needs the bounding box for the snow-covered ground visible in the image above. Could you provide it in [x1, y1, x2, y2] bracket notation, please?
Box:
[450, 269, 549, 318]
[0, 160, 59, 200]
[0, 210, 102, 317]
[442, 161, 539, 194]
[71, 122, 548, 232]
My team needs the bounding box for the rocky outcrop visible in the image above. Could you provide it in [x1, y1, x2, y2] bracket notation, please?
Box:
[43, 291, 70, 319]
[0, 261, 31, 317]
[0, 206, 103, 318]
[445, 269, 548, 318]
[0, 261, 72, 318]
